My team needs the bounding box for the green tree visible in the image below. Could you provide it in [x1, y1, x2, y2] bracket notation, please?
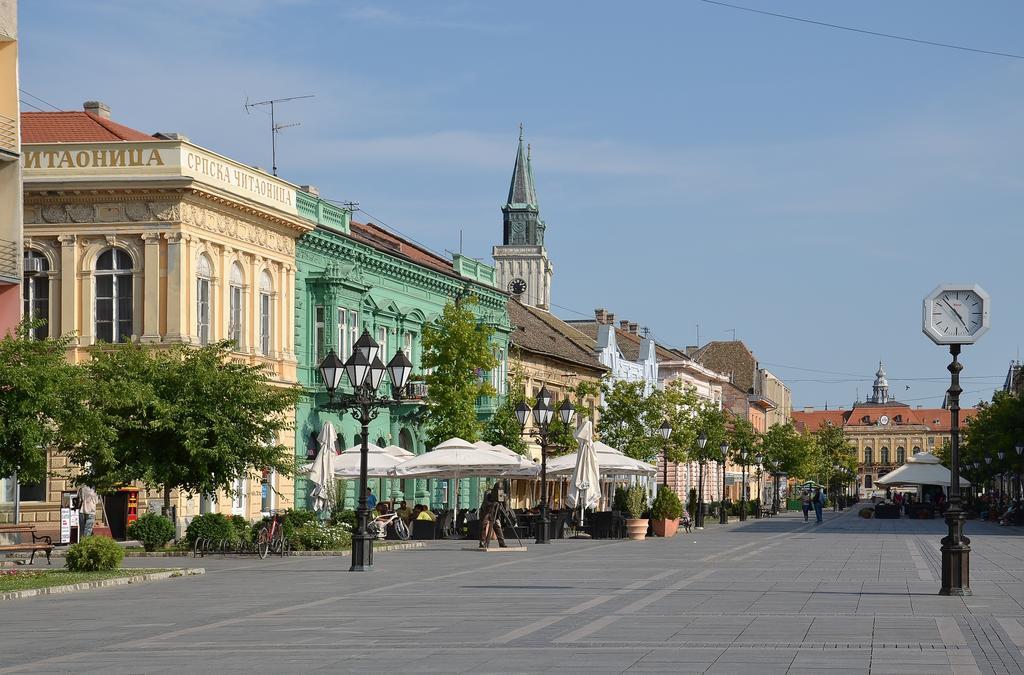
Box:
[760, 422, 808, 477]
[420, 297, 497, 448]
[809, 423, 857, 482]
[596, 380, 662, 461]
[726, 415, 761, 462]
[658, 380, 705, 465]
[482, 364, 528, 455]
[71, 341, 301, 511]
[0, 323, 99, 484]
[547, 379, 602, 457]
[962, 391, 1024, 465]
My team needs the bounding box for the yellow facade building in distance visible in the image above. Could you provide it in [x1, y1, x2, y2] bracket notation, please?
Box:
[3, 102, 312, 535]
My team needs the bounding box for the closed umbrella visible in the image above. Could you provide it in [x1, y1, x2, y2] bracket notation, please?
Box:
[567, 420, 600, 524]
[308, 422, 337, 512]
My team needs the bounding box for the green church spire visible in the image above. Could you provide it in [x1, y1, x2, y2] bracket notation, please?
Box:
[502, 125, 544, 246]
[506, 123, 538, 208]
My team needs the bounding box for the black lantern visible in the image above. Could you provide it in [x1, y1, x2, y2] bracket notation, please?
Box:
[515, 401, 531, 428]
[343, 350, 371, 390]
[353, 329, 380, 365]
[697, 432, 708, 450]
[658, 420, 672, 440]
[1016, 442, 1023, 456]
[719, 441, 729, 460]
[998, 450, 1006, 461]
[533, 399, 553, 426]
[755, 453, 763, 466]
[386, 349, 413, 393]
[719, 440, 729, 524]
[536, 385, 552, 409]
[558, 399, 576, 426]
[985, 456, 993, 465]
[318, 349, 345, 398]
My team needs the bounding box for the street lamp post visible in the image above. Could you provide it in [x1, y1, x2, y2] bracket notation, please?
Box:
[719, 441, 729, 525]
[695, 432, 708, 529]
[516, 386, 575, 544]
[659, 420, 673, 488]
[1015, 442, 1023, 499]
[754, 453, 763, 518]
[739, 449, 748, 522]
[998, 450, 1006, 498]
[317, 330, 413, 572]
[771, 461, 781, 515]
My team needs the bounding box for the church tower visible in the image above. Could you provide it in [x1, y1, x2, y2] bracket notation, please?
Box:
[869, 361, 890, 404]
[493, 126, 553, 310]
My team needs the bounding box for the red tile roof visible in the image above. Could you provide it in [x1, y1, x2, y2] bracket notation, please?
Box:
[348, 220, 453, 274]
[21, 111, 155, 143]
[792, 406, 977, 433]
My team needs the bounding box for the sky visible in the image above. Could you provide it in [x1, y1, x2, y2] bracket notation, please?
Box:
[18, 0, 1024, 409]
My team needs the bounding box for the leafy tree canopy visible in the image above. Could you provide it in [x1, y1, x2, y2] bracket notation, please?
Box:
[70, 341, 300, 508]
[420, 297, 497, 448]
[482, 363, 528, 455]
[0, 323, 100, 484]
[760, 422, 809, 477]
[596, 380, 662, 461]
[726, 415, 761, 463]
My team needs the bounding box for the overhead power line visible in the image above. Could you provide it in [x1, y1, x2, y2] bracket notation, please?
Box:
[19, 89, 62, 111]
[696, 0, 1024, 60]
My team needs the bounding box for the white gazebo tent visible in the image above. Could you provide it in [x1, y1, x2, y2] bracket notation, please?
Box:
[875, 452, 971, 488]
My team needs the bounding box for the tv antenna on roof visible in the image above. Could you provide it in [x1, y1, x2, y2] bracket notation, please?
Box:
[244, 94, 314, 176]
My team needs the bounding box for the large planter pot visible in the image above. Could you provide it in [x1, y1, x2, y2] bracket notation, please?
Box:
[625, 518, 649, 541]
[651, 518, 679, 538]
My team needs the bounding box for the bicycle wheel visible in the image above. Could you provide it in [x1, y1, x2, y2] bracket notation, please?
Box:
[257, 526, 271, 559]
[394, 518, 411, 541]
[274, 532, 286, 557]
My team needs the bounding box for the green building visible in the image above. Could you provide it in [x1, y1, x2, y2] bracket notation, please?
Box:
[293, 189, 511, 510]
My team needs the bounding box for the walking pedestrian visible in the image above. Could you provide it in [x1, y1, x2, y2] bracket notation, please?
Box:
[77, 484, 99, 538]
[800, 488, 811, 522]
[813, 487, 825, 524]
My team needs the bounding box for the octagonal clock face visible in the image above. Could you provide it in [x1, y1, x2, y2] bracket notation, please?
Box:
[508, 278, 527, 296]
[923, 284, 990, 345]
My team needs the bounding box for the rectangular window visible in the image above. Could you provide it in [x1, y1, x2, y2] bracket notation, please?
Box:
[261, 470, 275, 514]
[95, 275, 114, 343]
[864, 475, 873, 489]
[229, 285, 242, 347]
[348, 311, 359, 358]
[314, 306, 325, 362]
[23, 276, 49, 340]
[403, 332, 413, 369]
[0, 477, 14, 503]
[19, 478, 46, 502]
[259, 293, 271, 356]
[337, 308, 347, 359]
[864, 449, 873, 466]
[232, 477, 245, 514]
[197, 278, 211, 346]
[377, 326, 388, 360]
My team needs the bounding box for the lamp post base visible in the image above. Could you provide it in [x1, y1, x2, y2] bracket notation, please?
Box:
[536, 513, 551, 544]
[350, 532, 374, 572]
[939, 509, 971, 596]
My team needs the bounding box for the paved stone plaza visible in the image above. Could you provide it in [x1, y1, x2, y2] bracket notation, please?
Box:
[3, 509, 1024, 674]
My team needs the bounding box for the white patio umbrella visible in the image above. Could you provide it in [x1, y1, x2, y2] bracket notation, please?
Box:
[473, 440, 539, 476]
[379, 444, 416, 458]
[392, 437, 529, 515]
[333, 443, 406, 478]
[308, 422, 338, 512]
[546, 441, 656, 477]
[567, 420, 600, 523]
[875, 452, 970, 488]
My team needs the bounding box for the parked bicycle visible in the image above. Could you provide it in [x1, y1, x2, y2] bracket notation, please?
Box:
[367, 512, 411, 540]
[257, 511, 289, 559]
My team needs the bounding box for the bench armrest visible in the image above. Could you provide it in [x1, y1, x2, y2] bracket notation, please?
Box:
[30, 532, 52, 545]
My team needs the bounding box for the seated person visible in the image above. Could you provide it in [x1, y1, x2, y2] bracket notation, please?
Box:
[414, 504, 436, 521]
[396, 500, 413, 523]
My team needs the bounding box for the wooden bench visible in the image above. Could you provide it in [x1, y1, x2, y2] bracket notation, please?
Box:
[0, 524, 54, 565]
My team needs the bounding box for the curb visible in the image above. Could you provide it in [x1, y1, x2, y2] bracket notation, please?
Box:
[0, 568, 205, 601]
[190, 541, 426, 558]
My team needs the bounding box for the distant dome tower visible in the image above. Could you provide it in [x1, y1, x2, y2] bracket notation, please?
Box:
[870, 361, 890, 404]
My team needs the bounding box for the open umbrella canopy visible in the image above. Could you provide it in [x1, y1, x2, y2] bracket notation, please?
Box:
[333, 444, 406, 478]
[391, 437, 528, 478]
[567, 420, 601, 512]
[473, 440, 539, 476]
[378, 444, 415, 458]
[546, 441, 656, 477]
[875, 452, 970, 488]
[308, 422, 338, 511]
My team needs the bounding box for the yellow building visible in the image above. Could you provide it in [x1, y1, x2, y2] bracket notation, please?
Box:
[0, 0, 21, 335]
[4, 103, 312, 534]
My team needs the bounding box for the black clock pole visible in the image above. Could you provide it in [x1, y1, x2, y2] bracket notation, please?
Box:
[939, 344, 970, 596]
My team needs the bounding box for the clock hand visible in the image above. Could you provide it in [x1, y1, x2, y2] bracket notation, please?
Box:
[943, 299, 967, 327]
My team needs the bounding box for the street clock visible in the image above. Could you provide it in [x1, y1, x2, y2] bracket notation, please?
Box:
[922, 284, 990, 345]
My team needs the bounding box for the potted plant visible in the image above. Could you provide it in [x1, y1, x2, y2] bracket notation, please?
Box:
[650, 486, 682, 537]
[624, 484, 649, 541]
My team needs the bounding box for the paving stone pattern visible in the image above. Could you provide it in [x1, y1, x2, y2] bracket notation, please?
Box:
[2, 509, 1024, 673]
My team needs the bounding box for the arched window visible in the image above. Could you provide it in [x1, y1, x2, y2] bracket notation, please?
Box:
[95, 248, 133, 343]
[880, 447, 890, 465]
[23, 250, 50, 340]
[258, 270, 272, 356]
[913, 445, 921, 455]
[229, 262, 244, 348]
[196, 254, 213, 345]
[896, 447, 906, 464]
[864, 447, 873, 466]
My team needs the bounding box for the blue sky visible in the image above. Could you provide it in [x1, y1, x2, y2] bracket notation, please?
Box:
[20, 1, 1024, 409]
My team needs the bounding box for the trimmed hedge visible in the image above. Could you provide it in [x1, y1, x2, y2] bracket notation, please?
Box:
[126, 513, 175, 551]
[66, 535, 124, 572]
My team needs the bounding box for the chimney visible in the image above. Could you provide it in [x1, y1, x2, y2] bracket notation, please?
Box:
[594, 308, 607, 324]
[606, 313, 615, 325]
[803, 406, 815, 413]
[154, 132, 190, 142]
[300, 185, 320, 196]
[629, 322, 639, 334]
[620, 319, 630, 331]
[83, 101, 111, 119]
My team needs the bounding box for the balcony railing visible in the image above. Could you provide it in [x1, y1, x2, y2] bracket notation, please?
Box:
[0, 113, 16, 157]
[405, 381, 429, 400]
[0, 237, 17, 281]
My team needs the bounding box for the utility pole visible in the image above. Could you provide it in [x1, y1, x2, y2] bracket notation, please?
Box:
[245, 94, 314, 176]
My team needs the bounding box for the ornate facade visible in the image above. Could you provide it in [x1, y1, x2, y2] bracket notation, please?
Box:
[294, 192, 512, 511]
[4, 103, 311, 532]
